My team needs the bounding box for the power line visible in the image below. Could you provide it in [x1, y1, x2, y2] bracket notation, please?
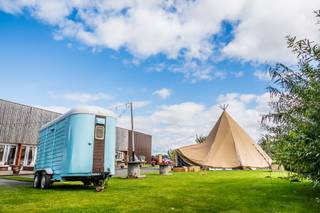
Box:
[107, 102, 130, 111]
[107, 102, 131, 118]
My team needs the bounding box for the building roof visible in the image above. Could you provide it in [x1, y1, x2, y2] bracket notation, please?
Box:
[0, 99, 61, 145]
[0, 98, 61, 115]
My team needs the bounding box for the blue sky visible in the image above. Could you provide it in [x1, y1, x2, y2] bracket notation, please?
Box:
[0, 12, 267, 107]
[0, 1, 319, 153]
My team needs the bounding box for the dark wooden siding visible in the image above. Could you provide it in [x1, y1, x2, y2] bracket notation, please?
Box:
[128, 130, 152, 163]
[0, 99, 61, 145]
[92, 138, 105, 173]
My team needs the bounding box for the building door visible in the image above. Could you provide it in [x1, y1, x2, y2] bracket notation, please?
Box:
[18, 146, 27, 166]
[92, 118, 105, 173]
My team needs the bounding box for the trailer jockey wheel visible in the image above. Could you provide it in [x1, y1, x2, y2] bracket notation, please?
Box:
[33, 172, 41, 188]
[40, 172, 52, 189]
[94, 179, 105, 192]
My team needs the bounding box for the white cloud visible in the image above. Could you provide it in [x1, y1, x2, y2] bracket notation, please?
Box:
[110, 100, 151, 111]
[239, 94, 257, 103]
[118, 92, 272, 153]
[38, 106, 70, 114]
[213, 71, 227, 80]
[132, 101, 151, 109]
[222, 1, 320, 63]
[170, 60, 227, 83]
[232, 71, 244, 78]
[147, 60, 230, 82]
[50, 92, 114, 103]
[253, 70, 272, 81]
[1, 0, 319, 66]
[153, 88, 172, 99]
[39, 92, 273, 154]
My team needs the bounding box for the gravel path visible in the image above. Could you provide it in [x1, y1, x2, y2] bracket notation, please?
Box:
[0, 178, 30, 186]
[115, 167, 159, 177]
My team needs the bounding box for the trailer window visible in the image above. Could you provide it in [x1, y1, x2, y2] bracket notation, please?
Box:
[95, 126, 105, 140]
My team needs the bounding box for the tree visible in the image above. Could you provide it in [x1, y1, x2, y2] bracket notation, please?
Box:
[195, 135, 207, 144]
[262, 10, 320, 186]
[258, 136, 273, 158]
[167, 149, 175, 161]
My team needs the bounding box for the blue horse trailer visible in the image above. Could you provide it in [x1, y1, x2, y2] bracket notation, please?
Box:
[33, 107, 116, 191]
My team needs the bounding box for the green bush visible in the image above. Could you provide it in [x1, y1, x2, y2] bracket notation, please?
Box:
[263, 10, 320, 186]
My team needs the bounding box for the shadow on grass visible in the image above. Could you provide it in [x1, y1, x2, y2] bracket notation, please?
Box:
[51, 184, 94, 191]
[17, 182, 98, 192]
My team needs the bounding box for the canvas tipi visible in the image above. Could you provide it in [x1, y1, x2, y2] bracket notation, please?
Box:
[175, 109, 272, 169]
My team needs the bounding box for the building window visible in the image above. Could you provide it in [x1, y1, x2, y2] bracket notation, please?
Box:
[95, 126, 105, 140]
[5, 145, 17, 165]
[0, 144, 4, 165]
[17, 145, 37, 167]
[0, 144, 37, 167]
[116, 151, 125, 161]
[27, 146, 36, 166]
[139, 155, 146, 162]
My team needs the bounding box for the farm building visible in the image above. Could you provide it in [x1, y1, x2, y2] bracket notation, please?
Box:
[0, 99, 60, 173]
[0, 99, 152, 174]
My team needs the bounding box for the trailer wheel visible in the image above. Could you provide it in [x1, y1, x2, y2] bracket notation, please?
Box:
[33, 173, 41, 188]
[40, 172, 52, 189]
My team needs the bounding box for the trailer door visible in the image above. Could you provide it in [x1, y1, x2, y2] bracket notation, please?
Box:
[93, 117, 106, 173]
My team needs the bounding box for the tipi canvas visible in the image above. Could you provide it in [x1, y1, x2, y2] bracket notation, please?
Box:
[176, 110, 272, 169]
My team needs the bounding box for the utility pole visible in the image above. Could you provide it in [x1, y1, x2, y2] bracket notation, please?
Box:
[129, 102, 135, 162]
[127, 101, 143, 178]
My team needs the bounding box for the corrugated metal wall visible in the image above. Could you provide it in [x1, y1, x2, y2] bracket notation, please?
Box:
[0, 99, 61, 145]
[116, 127, 129, 151]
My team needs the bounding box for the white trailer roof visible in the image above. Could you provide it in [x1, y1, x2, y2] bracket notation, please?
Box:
[41, 106, 116, 129]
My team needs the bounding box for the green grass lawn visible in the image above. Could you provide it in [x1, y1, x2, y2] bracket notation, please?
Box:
[0, 171, 319, 212]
